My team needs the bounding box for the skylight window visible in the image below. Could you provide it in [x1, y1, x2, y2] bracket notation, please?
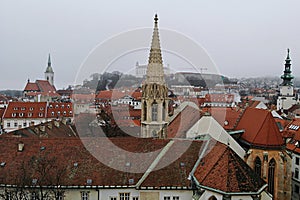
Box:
[289, 124, 300, 131]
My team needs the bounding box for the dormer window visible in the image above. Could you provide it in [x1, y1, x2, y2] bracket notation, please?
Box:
[29, 107, 34, 111]
[28, 113, 32, 117]
[21, 107, 25, 110]
[67, 104, 70, 109]
[40, 107, 44, 111]
[63, 111, 66, 115]
[61, 105, 65, 108]
[39, 113, 43, 117]
[19, 113, 24, 117]
[49, 105, 53, 108]
[51, 111, 54, 116]
[13, 107, 18, 110]
[55, 105, 59, 108]
[12, 113, 16, 117]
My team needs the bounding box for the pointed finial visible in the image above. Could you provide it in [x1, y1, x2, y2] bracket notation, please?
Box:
[287, 48, 290, 59]
[154, 14, 158, 24]
[48, 53, 51, 67]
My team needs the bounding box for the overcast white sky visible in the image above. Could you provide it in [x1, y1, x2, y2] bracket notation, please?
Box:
[1, 0, 300, 90]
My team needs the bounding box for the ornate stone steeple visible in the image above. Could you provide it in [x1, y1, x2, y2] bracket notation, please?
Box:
[146, 14, 165, 84]
[277, 49, 297, 111]
[280, 48, 294, 86]
[44, 54, 54, 86]
[141, 14, 169, 138]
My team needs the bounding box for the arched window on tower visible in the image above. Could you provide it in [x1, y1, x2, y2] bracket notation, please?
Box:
[254, 156, 262, 177]
[143, 101, 147, 121]
[268, 158, 276, 195]
[152, 101, 158, 121]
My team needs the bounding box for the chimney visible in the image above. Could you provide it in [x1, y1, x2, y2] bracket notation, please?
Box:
[39, 125, 46, 132]
[54, 120, 60, 128]
[18, 142, 24, 152]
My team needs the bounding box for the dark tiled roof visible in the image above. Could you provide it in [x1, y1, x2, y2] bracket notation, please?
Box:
[235, 107, 284, 148]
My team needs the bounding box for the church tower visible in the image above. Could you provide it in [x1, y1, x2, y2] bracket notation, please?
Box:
[44, 54, 54, 86]
[141, 14, 169, 138]
[277, 49, 297, 111]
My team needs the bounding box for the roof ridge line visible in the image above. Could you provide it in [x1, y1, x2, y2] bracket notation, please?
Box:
[135, 140, 175, 188]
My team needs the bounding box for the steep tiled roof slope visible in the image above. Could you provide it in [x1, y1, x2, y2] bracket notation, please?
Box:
[235, 107, 284, 147]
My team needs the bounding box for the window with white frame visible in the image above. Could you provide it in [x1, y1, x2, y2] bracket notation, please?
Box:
[296, 157, 300, 165]
[7, 122, 10, 127]
[173, 196, 179, 200]
[164, 197, 171, 200]
[81, 191, 89, 200]
[23, 122, 27, 127]
[119, 192, 130, 200]
[132, 197, 139, 200]
[109, 197, 117, 200]
[14, 122, 18, 127]
[295, 168, 299, 179]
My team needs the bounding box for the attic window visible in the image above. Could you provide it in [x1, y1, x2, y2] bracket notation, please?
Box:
[28, 113, 32, 117]
[87, 179, 92, 185]
[67, 104, 70, 109]
[289, 124, 300, 131]
[32, 179, 37, 185]
[40, 107, 44, 111]
[63, 111, 66, 115]
[51, 111, 54, 116]
[29, 107, 34, 111]
[74, 162, 78, 167]
[69, 111, 72, 115]
[61, 105, 65, 108]
[55, 105, 59, 108]
[128, 178, 134, 184]
[40, 146, 46, 151]
[0, 162, 6, 167]
[19, 113, 24, 117]
[12, 113, 16, 117]
[21, 107, 25, 110]
[49, 105, 53, 108]
[39, 113, 43, 117]
[13, 107, 18, 110]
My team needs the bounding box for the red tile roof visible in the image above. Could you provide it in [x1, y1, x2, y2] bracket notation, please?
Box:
[36, 80, 56, 92]
[167, 106, 201, 138]
[95, 90, 124, 100]
[46, 102, 73, 118]
[3, 102, 47, 119]
[201, 107, 242, 130]
[235, 107, 284, 148]
[0, 134, 265, 193]
[193, 142, 266, 193]
[24, 82, 39, 91]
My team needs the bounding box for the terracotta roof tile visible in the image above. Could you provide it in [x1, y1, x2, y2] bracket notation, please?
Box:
[24, 82, 39, 91]
[235, 107, 284, 148]
[3, 102, 47, 119]
[193, 142, 266, 193]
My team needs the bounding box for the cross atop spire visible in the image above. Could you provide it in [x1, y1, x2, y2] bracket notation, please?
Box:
[146, 14, 165, 84]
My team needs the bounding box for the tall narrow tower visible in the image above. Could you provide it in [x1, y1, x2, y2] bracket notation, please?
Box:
[45, 54, 54, 86]
[141, 14, 169, 138]
[277, 49, 297, 111]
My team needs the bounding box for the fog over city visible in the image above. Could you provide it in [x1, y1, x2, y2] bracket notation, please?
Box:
[1, 0, 300, 90]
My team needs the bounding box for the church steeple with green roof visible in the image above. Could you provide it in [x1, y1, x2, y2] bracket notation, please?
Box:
[280, 49, 294, 86]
